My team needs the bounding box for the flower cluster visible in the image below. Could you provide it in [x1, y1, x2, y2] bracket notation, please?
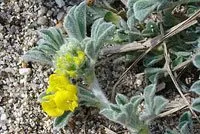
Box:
[41, 74, 78, 117]
[55, 50, 85, 78]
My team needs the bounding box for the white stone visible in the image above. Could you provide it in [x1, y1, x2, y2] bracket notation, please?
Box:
[1, 114, 7, 120]
[19, 68, 31, 75]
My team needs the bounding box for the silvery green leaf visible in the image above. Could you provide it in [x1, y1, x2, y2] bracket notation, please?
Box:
[91, 18, 115, 54]
[110, 104, 121, 113]
[190, 80, 200, 95]
[179, 112, 192, 128]
[78, 86, 100, 107]
[22, 48, 53, 65]
[53, 111, 73, 130]
[55, 0, 65, 8]
[39, 27, 64, 50]
[178, 112, 193, 134]
[145, 68, 165, 75]
[130, 95, 144, 112]
[116, 112, 128, 125]
[100, 108, 115, 121]
[180, 123, 192, 134]
[86, 6, 108, 25]
[115, 93, 129, 106]
[144, 84, 156, 113]
[78, 86, 95, 98]
[192, 54, 200, 68]
[22, 27, 64, 65]
[133, 0, 159, 21]
[172, 56, 183, 68]
[84, 39, 95, 61]
[148, 73, 160, 83]
[143, 54, 164, 67]
[124, 103, 134, 116]
[191, 98, 200, 112]
[153, 96, 168, 115]
[64, 2, 86, 41]
[142, 21, 160, 37]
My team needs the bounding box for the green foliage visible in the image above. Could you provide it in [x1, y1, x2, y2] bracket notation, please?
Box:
[78, 86, 101, 108]
[179, 112, 193, 134]
[22, 27, 65, 65]
[87, 18, 115, 60]
[190, 80, 200, 95]
[100, 94, 146, 133]
[165, 112, 193, 134]
[191, 98, 200, 112]
[193, 54, 200, 68]
[64, 2, 86, 41]
[100, 84, 168, 133]
[53, 111, 73, 129]
[134, 0, 160, 21]
[190, 80, 200, 112]
[141, 84, 168, 120]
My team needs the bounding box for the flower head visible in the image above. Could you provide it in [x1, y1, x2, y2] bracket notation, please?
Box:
[55, 50, 85, 78]
[41, 74, 79, 117]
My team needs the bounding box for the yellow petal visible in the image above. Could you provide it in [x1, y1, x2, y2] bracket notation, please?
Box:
[47, 74, 70, 93]
[77, 51, 85, 61]
[41, 97, 64, 117]
[54, 90, 78, 112]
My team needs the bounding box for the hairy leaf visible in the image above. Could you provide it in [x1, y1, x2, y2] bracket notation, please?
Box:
[110, 104, 121, 113]
[100, 108, 115, 121]
[134, 0, 159, 21]
[116, 112, 128, 125]
[193, 54, 200, 68]
[190, 80, 200, 95]
[22, 48, 53, 65]
[88, 18, 115, 60]
[153, 96, 168, 115]
[143, 84, 156, 115]
[143, 54, 164, 67]
[53, 111, 73, 129]
[178, 112, 193, 134]
[78, 86, 100, 107]
[64, 2, 86, 41]
[191, 98, 200, 112]
[22, 27, 64, 65]
[86, 6, 108, 25]
[116, 93, 129, 106]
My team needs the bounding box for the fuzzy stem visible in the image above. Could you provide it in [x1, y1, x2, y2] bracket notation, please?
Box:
[89, 72, 109, 108]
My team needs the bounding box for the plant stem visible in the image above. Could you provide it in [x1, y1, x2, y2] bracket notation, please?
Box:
[89, 72, 109, 108]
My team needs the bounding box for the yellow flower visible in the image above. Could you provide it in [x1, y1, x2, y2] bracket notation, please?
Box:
[41, 73, 79, 117]
[46, 74, 70, 94]
[55, 50, 85, 78]
[54, 89, 78, 112]
[74, 51, 85, 66]
[41, 95, 64, 117]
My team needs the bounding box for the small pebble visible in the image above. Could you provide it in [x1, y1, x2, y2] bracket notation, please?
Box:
[37, 16, 48, 25]
[19, 68, 32, 75]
